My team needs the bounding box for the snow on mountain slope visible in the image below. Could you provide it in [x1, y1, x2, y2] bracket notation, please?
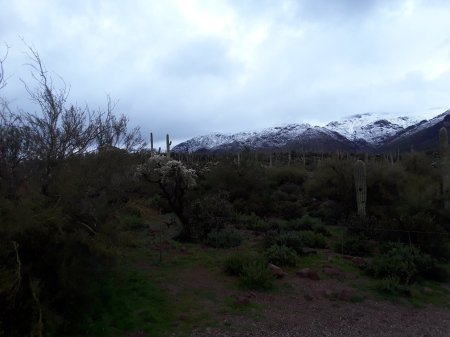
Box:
[173, 123, 313, 152]
[172, 111, 448, 153]
[325, 113, 419, 146]
[389, 110, 450, 140]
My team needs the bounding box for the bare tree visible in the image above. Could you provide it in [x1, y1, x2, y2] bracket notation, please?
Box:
[0, 102, 31, 197]
[21, 45, 97, 195]
[94, 95, 145, 152]
[0, 44, 31, 197]
[0, 43, 8, 91]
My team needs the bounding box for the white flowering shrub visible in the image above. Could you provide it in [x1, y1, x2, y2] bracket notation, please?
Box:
[137, 155, 197, 188]
[137, 155, 197, 237]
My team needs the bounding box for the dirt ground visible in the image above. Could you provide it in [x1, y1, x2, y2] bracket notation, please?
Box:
[146, 244, 450, 337]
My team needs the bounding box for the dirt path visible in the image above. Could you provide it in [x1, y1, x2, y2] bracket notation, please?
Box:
[161, 262, 450, 337]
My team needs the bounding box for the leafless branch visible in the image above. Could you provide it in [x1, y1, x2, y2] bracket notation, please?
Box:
[19, 43, 98, 194]
[0, 42, 9, 90]
[95, 95, 145, 151]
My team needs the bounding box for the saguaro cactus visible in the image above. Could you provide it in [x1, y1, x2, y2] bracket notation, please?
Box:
[439, 127, 449, 210]
[150, 132, 154, 155]
[166, 134, 172, 159]
[354, 160, 367, 218]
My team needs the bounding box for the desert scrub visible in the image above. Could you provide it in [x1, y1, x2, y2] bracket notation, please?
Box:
[285, 216, 330, 236]
[367, 243, 448, 284]
[264, 231, 304, 254]
[334, 234, 372, 256]
[297, 230, 328, 248]
[223, 252, 273, 290]
[236, 212, 269, 232]
[265, 244, 298, 267]
[223, 252, 261, 276]
[377, 276, 412, 296]
[206, 228, 243, 248]
[240, 259, 274, 290]
[264, 230, 328, 253]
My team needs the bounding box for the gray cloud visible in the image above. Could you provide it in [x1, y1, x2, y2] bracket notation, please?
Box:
[161, 38, 237, 78]
[1, 0, 450, 145]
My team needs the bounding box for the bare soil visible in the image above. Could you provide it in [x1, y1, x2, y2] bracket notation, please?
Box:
[151, 246, 450, 337]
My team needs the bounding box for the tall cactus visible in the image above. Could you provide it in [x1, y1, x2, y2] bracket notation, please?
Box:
[150, 132, 154, 156]
[439, 127, 449, 210]
[354, 160, 367, 218]
[166, 134, 172, 159]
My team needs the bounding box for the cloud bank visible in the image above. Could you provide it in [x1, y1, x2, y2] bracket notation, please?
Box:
[1, 0, 450, 145]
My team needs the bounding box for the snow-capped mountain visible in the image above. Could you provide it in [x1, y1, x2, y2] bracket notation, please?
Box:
[172, 111, 449, 153]
[325, 113, 419, 146]
[173, 123, 313, 153]
[380, 110, 450, 151]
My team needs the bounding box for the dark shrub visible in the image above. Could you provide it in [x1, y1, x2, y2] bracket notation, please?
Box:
[335, 234, 372, 257]
[206, 228, 243, 248]
[237, 213, 270, 232]
[297, 231, 328, 249]
[274, 200, 304, 220]
[264, 231, 303, 254]
[187, 192, 235, 239]
[367, 243, 448, 284]
[223, 252, 260, 276]
[240, 259, 274, 290]
[265, 230, 327, 253]
[223, 252, 274, 290]
[265, 245, 298, 267]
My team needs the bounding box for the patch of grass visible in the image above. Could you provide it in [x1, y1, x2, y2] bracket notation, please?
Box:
[296, 253, 324, 269]
[77, 269, 172, 337]
[365, 277, 450, 308]
[224, 296, 263, 315]
[331, 255, 364, 274]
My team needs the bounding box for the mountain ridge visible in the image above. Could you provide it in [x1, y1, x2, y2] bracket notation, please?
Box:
[172, 111, 450, 153]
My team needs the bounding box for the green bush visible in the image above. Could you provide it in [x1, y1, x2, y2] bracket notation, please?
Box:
[187, 192, 236, 239]
[237, 213, 270, 232]
[223, 252, 273, 290]
[377, 276, 411, 296]
[264, 231, 303, 254]
[223, 252, 260, 276]
[367, 244, 418, 284]
[297, 231, 328, 249]
[206, 228, 243, 248]
[264, 230, 328, 254]
[286, 215, 330, 236]
[265, 245, 298, 267]
[367, 243, 448, 284]
[240, 259, 274, 290]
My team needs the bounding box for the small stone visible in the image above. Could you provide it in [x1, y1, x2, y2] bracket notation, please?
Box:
[268, 263, 288, 278]
[302, 248, 318, 255]
[321, 288, 336, 298]
[297, 268, 321, 280]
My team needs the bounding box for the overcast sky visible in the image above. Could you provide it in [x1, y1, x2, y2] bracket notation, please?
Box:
[1, 0, 450, 146]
